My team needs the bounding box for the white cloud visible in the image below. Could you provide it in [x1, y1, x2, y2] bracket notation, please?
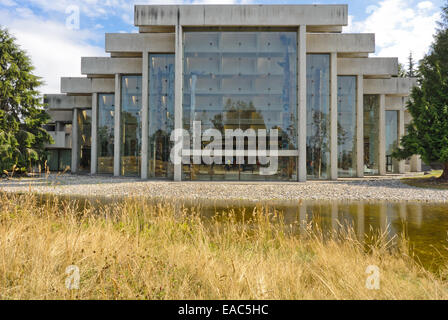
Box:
[0, 7, 106, 94]
[0, 0, 17, 6]
[346, 0, 440, 65]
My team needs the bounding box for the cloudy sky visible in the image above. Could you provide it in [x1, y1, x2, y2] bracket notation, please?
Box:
[0, 0, 443, 93]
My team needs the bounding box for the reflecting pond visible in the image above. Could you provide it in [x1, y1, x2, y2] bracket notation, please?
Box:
[27, 194, 448, 274]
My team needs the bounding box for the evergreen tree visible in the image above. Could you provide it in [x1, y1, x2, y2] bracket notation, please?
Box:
[407, 52, 416, 77]
[393, 3, 448, 181]
[0, 27, 52, 173]
[398, 62, 407, 77]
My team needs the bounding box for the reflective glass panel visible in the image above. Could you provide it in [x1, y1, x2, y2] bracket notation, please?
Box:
[386, 110, 398, 173]
[307, 54, 330, 180]
[121, 75, 142, 177]
[337, 76, 357, 177]
[149, 54, 175, 179]
[78, 109, 91, 173]
[98, 94, 115, 174]
[364, 95, 380, 175]
[183, 31, 297, 181]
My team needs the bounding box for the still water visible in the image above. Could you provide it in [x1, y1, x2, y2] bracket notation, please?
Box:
[32, 194, 448, 273]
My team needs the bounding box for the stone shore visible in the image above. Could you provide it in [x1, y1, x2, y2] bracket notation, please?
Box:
[0, 173, 447, 203]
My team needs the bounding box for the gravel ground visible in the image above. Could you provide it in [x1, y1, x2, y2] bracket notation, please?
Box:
[0, 173, 447, 203]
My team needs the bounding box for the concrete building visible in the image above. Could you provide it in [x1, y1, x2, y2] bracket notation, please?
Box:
[44, 4, 422, 182]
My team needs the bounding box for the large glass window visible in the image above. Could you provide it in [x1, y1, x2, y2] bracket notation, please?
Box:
[307, 54, 330, 180]
[337, 76, 357, 177]
[98, 94, 115, 174]
[78, 109, 91, 173]
[183, 31, 297, 181]
[386, 110, 399, 173]
[364, 95, 380, 175]
[121, 75, 142, 176]
[149, 54, 175, 179]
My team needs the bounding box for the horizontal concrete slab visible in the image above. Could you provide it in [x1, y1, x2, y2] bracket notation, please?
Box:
[47, 110, 73, 122]
[338, 58, 398, 76]
[135, 5, 348, 26]
[61, 78, 115, 94]
[44, 94, 92, 111]
[106, 33, 175, 53]
[307, 33, 375, 53]
[385, 96, 406, 110]
[81, 57, 142, 76]
[364, 78, 418, 96]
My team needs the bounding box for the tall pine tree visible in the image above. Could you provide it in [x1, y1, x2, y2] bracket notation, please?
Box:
[393, 3, 448, 181]
[0, 27, 52, 173]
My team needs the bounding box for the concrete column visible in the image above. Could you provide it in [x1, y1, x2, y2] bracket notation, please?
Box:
[378, 94, 386, 176]
[114, 74, 121, 177]
[91, 93, 98, 175]
[330, 52, 338, 180]
[411, 155, 422, 172]
[174, 24, 184, 181]
[71, 108, 79, 174]
[397, 109, 405, 174]
[141, 51, 149, 180]
[356, 75, 364, 178]
[298, 25, 307, 182]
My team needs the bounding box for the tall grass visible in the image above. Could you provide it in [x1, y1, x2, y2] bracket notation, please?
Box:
[0, 193, 447, 300]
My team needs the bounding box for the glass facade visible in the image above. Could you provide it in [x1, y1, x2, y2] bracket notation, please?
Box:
[386, 110, 398, 173]
[46, 149, 71, 172]
[78, 109, 92, 173]
[307, 54, 330, 179]
[98, 94, 115, 174]
[183, 31, 297, 181]
[121, 75, 142, 176]
[337, 76, 357, 177]
[149, 54, 175, 179]
[364, 95, 380, 175]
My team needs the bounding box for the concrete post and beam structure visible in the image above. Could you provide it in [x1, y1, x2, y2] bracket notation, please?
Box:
[43, 4, 420, 181]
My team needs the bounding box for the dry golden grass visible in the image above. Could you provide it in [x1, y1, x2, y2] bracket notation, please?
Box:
[0, 192, 447, 300]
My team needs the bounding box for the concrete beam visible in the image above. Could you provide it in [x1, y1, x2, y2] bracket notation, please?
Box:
[44, 94, 91, 111]
[61, 78, 115, 94]
[307, 33, 375, 54]
[81, 57, 142, 76]
[385, 96, 405, 110]
[135, 5, 348, 26]
[106, 33, 175, 53]
[338, 58, 398, 77]
[47, 110, 73, 122]
[364, 78, 417, 96]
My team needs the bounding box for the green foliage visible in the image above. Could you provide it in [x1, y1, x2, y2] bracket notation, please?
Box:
[0, 27, 53, 173]
[393, 3, 448, 179]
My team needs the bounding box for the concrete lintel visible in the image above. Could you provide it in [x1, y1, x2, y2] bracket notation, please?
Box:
[364, 78, 417, 96]
[307, 33, 375, 54]
[338, 57, 398, 77]
[61, 77, 115, 94]
[385, 96, 406, 110]
[81, 57, 142, 76]
[44, 94, 91, 111]
[135, 5, 348, 27]
[106, 33, 175, 53]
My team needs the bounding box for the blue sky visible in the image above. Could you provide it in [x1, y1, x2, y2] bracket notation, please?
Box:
[0, 0, 444, 93]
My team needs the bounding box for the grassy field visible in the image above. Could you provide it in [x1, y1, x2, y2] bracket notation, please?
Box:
[0, 193, 447, 300]
[402, 170, 448, 190]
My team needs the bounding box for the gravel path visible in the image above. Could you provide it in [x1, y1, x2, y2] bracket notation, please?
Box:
[1, 173, 447, 203]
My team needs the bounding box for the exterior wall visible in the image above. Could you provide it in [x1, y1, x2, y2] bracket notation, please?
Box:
[44, 4, 421, 181]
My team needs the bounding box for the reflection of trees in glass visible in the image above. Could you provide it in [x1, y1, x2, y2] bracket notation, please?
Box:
[337, 121, 351, 170]
[307, 110, 329, 178]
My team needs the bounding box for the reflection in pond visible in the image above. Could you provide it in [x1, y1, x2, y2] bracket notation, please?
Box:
[29, 194, 448, 274]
